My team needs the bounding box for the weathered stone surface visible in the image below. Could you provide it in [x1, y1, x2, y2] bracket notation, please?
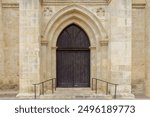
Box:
[132, 8, 145, 94]
[0, 1, 19, 90]
[108, 0, 134, 98]
[145, 0, 150, 97]
[0, 0, 150, 99]
[132, 0, 146, 4]
[2, 0, 19, 3]
[18, 0, 41, 96]
[0, 0, 5, 89]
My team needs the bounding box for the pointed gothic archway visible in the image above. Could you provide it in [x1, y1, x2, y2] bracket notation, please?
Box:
[41, 5, 108, 90]
[56, 24, 90, 87]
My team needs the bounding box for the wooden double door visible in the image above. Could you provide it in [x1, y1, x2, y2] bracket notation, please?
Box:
[56, 24, 90, 87]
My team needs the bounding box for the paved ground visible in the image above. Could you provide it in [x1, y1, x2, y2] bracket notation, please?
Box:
[134, 94, 150, 100]
[0, 91, 150, 100]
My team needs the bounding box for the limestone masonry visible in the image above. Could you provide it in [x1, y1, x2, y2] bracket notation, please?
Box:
[0, 0, 150, 99]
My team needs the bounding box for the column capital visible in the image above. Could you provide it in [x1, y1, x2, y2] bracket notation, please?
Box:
[41, 40, 48, 45]
[100, 39, 109, 46]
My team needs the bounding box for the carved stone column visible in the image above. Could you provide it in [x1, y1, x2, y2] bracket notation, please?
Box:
[89, 46, 96, 87]
[51, 46, 57, 79]
[99, 39, 109, 92]
[41, 39, 48, 82]
[100, 39, 109, 81]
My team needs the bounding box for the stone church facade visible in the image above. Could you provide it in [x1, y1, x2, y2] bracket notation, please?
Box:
[0, 0, 150, 99]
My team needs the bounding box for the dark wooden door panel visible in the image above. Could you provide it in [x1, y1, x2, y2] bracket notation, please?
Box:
[57, 51, 74, 87]
[57, 50, 90, 87]
[57, 24, 90, 49]
[73, 51, 90, 87]
[56, 24, 90, 87]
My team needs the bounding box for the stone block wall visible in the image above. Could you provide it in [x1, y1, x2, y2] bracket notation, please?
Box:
[145, 0, 150, 97]
[0, 0, 5, 90]
[132, 8, 145, 94]
[0, 0, 149, 98]
[0, 1, 19, 91]
[18, 0, 41, 97]
[108, 0, 134, 98]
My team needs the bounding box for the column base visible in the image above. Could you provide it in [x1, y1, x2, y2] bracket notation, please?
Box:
[144, 80, 150, 97]
[116, 93, 135, 99]
[16, 93, 35, 99]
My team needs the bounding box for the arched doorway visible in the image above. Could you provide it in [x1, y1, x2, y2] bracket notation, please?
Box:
[56, 24, 90, 87]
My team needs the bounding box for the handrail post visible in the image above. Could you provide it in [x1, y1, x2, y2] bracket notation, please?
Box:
[42, 82, 44, 95]
[52, 79, 54, 94]
[92, 78, 93, 90]
[114, 84, 117, 99]
[34, 84, 36, 99]
[96, 79, 97, 94]
[55, 78, 56, 91]
[106, 82, 108, 95]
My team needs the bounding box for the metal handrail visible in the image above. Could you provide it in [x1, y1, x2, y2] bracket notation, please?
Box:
[33, 78, 56, 99]
[92, 78, 118, 99]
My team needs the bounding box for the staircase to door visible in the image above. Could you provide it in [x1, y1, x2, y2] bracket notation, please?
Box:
[33, 78, 119, 99]
[33, 24, 119, 100]
[40, 88, 112, 100]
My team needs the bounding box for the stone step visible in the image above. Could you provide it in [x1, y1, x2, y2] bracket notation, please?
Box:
[39, 88, 113, 100]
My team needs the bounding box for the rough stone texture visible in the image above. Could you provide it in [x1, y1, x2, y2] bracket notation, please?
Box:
[2, 0, 19, 3]
[0, 1, 19, 91]
[0, 0, 5, 89]
[132, 8, 145, 94]
[17, 0, 41, 97]
[108, 0, 134, 98]
[145, 0, 150, 97]
[132, 0, 146, 4]
[2, 7, 19, 90]
[41, 3, 108, 94]
[0, 0, 150, 99]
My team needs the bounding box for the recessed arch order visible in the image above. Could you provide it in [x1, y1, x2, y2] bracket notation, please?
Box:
[41, 5, 108, 84]
[43, 5, 108, 47]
